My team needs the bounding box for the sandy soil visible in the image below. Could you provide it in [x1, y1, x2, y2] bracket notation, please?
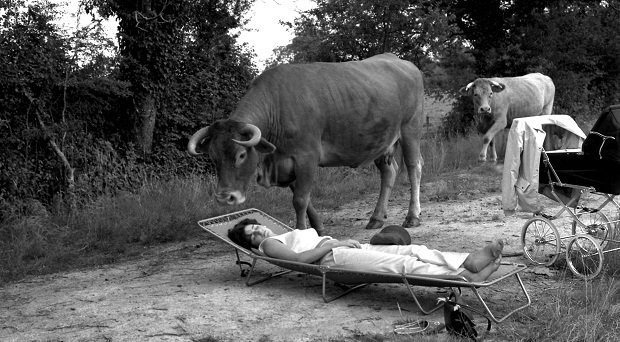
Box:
[0, 166, 597, 342]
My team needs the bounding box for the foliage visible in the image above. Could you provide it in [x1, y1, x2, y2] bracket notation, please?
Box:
[274, 0, 620, 136]
[0, 0, 258, 218]
[271, 0, 459, 68]
[0, 0, 125, 214]
[85, 0, 257, 154]
[445, 0, 620, 134]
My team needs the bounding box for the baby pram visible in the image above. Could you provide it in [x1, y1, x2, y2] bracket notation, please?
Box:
[502, 106, 620, 279]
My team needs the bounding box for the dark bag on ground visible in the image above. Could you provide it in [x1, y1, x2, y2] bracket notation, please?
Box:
[443, 291, 491, 341]
[582, 104, 620, 162]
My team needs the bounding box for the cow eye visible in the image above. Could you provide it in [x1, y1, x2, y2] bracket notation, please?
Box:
[235, 150, 247, 168]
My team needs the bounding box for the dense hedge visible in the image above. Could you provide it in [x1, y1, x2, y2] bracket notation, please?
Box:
[0, 1, 256, 220]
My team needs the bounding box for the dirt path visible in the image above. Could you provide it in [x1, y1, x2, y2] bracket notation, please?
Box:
[1, 169, 569, 342]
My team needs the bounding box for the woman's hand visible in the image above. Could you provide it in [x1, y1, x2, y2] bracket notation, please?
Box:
[325, 239, 361, 249]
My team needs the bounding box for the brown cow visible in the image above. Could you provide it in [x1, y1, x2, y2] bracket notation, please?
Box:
[187, 53, 424, 234]
[460, 73, 555, 162]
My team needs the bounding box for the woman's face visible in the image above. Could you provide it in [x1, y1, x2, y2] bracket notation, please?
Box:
[243, 224, 273, 247]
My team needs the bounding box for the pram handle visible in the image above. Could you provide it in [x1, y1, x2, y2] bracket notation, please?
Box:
[589, 131, 616, 160]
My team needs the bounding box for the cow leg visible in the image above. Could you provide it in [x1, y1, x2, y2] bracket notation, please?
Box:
[305, 201, 323, 234]
[480, 118, 506, 163]
[479, 137, 491, 162]
[488, 138, 498, 163]
[291, 162, 320, 232]
[366, 155, 398, 230]
[289, 183, 323, 234]
[400, 125, 423, 228]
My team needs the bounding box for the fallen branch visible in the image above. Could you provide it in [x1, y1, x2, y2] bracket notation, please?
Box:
[24, 92, 77, 212]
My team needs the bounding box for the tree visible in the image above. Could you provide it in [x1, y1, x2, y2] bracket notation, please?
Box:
[153, 0, 257, 151]
[447, 0, 620, 117]
[0, 0, 131, 212]
[0, 0, 76, 210]
[275, 0, 458, 68]
[86, 0, 256, 155]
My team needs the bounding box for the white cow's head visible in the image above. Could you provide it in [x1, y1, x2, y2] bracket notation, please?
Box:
[459, 79, 506, 114]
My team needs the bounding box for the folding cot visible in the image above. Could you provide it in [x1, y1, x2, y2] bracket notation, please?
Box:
[199, 208, 531, 323]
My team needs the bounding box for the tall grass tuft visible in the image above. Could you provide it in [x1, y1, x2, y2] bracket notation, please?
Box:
[505, 276, 620, 341]
[421, 133, 482, 178]
[0, 174, 225, 282]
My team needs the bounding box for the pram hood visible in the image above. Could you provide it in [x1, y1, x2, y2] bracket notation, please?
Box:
[501, 115, 586, 215]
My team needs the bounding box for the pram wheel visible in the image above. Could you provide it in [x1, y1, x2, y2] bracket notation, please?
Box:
[571, 209, 612, 250]
[565, 234, 604, 280]
[521, 217, 561, 266]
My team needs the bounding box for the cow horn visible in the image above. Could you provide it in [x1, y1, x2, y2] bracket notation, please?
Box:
[232, 123, 262, 147]
[465, 82, 474, 91]
[187, 126, 210, 156]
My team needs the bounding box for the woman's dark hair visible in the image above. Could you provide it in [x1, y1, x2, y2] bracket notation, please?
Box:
[227, 218, 260, 249]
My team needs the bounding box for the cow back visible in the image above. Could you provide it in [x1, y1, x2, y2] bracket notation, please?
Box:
[230, 54, 424, 167]
[491, 73, 555, 120]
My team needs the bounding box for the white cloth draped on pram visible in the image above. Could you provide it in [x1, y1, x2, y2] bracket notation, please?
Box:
[502, 115, 586, 215]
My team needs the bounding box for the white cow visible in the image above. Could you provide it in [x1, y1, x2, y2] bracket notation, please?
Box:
[460, 73, 555, 162]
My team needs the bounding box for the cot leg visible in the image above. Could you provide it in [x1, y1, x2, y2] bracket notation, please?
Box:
[321, 273, 369, 303]
[401, 276, 444, 315]
[234, 253, 293, 286]
[234, 249, 253, 277]
[468, 273, 532, 323]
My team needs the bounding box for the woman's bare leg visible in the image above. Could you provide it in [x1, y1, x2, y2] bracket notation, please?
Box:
[462, 239, 504, 273]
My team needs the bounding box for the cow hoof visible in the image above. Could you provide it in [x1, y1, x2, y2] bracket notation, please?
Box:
[402, 216, 421, 228]
[365, 218, 384, 230]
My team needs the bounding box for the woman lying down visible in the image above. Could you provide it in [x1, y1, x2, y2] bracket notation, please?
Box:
[227, 218, 504, 282]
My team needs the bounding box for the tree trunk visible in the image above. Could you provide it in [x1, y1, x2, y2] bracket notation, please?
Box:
[133, 94, 157, 155]
[26, 94, 77, 212]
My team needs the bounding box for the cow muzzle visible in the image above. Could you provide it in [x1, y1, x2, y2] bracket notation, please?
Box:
[478, 106, 492, 114]
[216, 190, 246, 205]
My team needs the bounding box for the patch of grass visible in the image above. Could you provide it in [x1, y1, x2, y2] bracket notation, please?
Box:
[499, 275, 620, 342]
[313, 166, 380, 209]
[421, 133, 481, 179]
[0, 174, 228, 282]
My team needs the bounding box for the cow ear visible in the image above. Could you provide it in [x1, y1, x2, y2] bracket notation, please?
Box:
[255, 138, 276, 154]
[459, 86, 471, 96]
[490, 82, 506, 93]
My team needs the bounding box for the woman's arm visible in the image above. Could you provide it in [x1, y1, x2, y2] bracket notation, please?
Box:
[262, 238, 361, 264]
